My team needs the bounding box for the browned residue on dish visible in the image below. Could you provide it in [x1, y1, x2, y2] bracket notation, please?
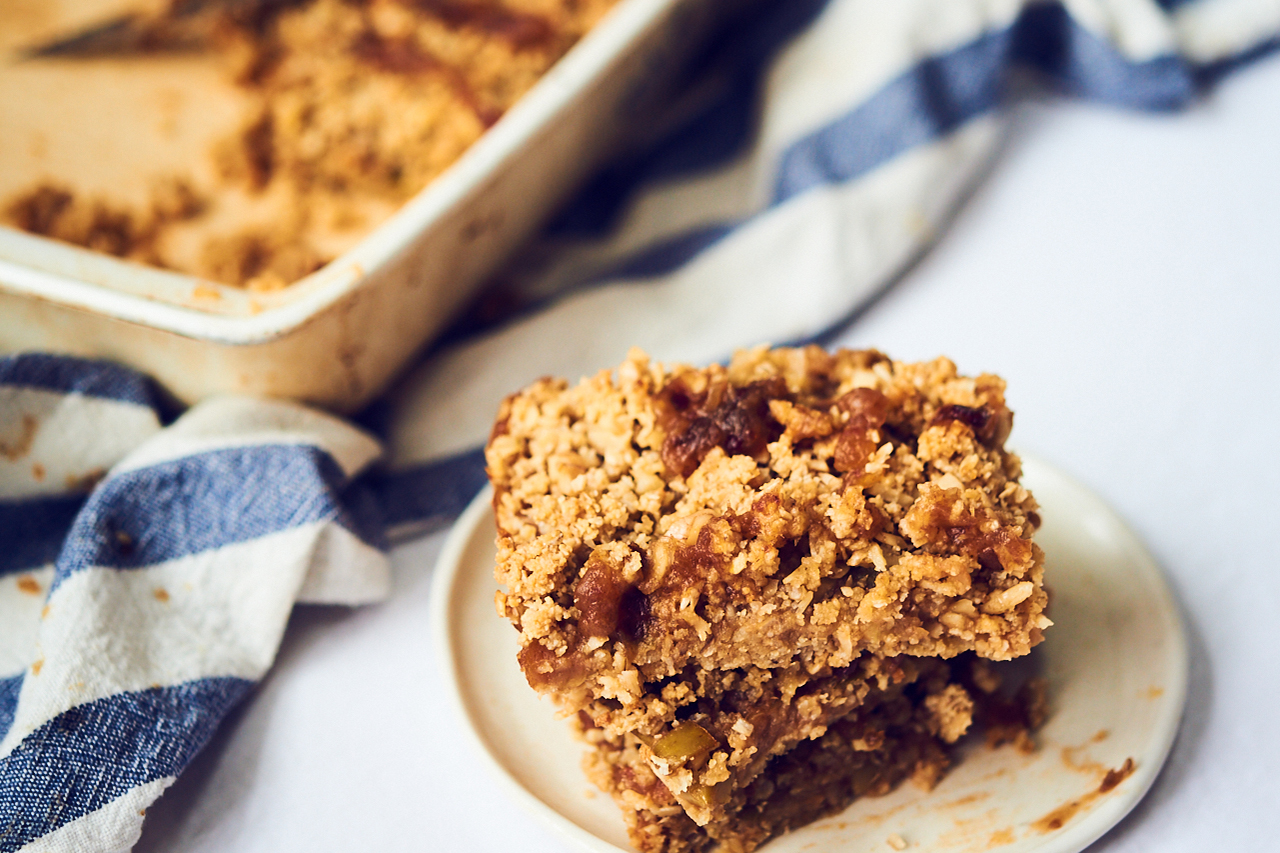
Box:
[3, 179, 206, 270]
[1061, 746, 1104, 775]
[940, 792, 991, 809]
[986, 828, 1015, 848]
[16, 575, 43, 596]
[349, 29, 502, 127]
[1, 414, 39, 461]
[934, 808, 1004, 849]
[153, 587, 171, 603]
[407, 0, 559, 50]
[65, 467, 107, 493]
[1146, 686, 1165, 699]
[1031, 757, 1136, 833]
[1098, 757, 1135, 793]
[1033, 799, 1082, 834]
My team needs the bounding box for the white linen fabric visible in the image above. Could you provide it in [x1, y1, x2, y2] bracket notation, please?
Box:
[0, 360, 387, 852]
[0, 0, 1276, 848]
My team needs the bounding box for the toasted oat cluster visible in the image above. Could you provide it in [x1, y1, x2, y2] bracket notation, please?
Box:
[486, 346, 1049, 852]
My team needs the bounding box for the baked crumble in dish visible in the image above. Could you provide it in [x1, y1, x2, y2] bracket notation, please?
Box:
[1, 0, 620, 289]
[485, 346, 1050, 852]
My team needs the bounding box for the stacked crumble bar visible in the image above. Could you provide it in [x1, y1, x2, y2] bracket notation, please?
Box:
[486, 346, 1049, 853]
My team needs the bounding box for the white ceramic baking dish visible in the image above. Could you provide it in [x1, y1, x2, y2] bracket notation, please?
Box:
[0, 0, 718, 413]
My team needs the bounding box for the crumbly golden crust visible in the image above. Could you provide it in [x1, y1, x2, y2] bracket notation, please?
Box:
[486, 345, 1049, 851]
[489, 346, 1047, 696]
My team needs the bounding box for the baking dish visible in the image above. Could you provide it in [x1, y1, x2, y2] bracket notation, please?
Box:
[0, 0, 719, 413]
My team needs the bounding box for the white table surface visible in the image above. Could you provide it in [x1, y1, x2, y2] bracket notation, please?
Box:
[134, 49, 1280, 853]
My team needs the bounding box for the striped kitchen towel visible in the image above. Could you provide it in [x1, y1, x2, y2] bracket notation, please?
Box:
[0, 356, 387, 852]
[1, 0, 1277, 849]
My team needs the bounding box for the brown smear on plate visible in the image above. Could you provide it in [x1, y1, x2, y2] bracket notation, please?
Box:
[939, 792, 992, 809]
[1061, 747, 1106, 775]
[16, 575, 43, 596]
[64, 468, 107, 493]
[985, 828, 1016, 848]
[1032, 757, 1136, 833]
[0, 414, 39, 461]
[934, 808, 1008, 850]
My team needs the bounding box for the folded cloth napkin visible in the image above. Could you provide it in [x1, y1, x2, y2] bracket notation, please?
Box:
[0, 357, 388, 852]
[1, 0, 1277, 849]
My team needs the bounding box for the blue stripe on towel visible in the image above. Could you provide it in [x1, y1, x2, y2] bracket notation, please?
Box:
[0, 494, 87, 578]
[0, 677, 253, 851]
[773, 28, 1008, 205]
[545, 0, 833, 238]
[0, 674, 20, 743]
[52, 444, 379, 588]
[1011, 4, 1192, 108]
[775, 5, 1192, 205]
[376, 446, 489, 537]
[0, 354, 158, 408]
[579, 4, 1195, 288]
[469, 1, 1203, 322]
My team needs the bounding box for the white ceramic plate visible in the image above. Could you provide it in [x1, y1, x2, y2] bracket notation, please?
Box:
[431, 455, 1188, 853]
